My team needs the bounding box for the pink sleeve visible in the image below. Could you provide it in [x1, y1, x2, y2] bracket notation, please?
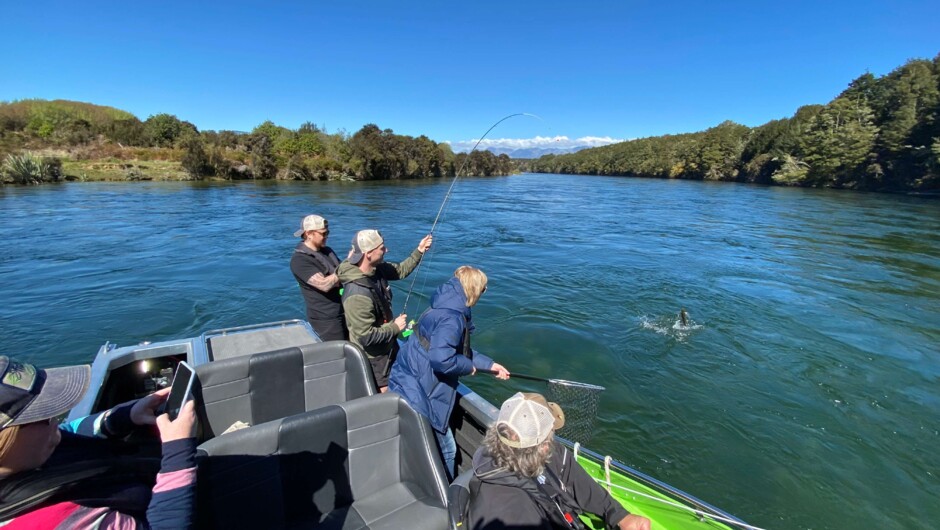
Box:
[153, 467, 197, 494]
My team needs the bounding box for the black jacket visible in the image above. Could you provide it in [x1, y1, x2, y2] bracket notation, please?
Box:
[470, 442, 629, 530]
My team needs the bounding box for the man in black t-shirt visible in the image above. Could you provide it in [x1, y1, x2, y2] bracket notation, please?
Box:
[289, 214, 347, 341]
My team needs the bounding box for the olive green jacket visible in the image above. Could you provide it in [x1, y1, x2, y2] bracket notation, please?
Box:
[337, 248, 423, 358]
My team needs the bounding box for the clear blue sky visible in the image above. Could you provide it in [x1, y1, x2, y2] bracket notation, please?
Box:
[2, 1, 938, 148]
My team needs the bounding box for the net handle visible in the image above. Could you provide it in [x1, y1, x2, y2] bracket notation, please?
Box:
[479, 368, 552, 383]
[478, 369, 605, 391]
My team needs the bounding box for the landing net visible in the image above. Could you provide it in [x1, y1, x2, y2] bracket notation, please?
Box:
[546, 379, 605, 444]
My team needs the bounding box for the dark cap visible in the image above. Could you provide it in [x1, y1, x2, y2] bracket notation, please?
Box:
[0, 356, 91, 429]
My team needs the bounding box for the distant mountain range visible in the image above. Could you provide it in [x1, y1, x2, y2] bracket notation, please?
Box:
[479, 145, 593, 159]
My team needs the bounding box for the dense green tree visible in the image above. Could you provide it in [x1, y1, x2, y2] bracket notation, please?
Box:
[144, 113, 187, 147]
[878, 60, 939, 154]
[696, 121, 750, 180]
[800, 96, 879, 187]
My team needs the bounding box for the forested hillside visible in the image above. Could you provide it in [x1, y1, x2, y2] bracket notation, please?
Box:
[522, 55, 940, 192]
[0, 100, 512, 183]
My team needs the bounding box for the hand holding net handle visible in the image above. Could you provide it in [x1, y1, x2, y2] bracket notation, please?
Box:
[478, 368, 551, 383]
[479, 370, 606, 391]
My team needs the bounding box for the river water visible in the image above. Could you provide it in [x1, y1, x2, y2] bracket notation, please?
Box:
[1, 174, 937, 529]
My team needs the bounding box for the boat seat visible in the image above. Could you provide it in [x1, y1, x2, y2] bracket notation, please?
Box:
[196, 393, 450, 530]
[193, 341, 376, 442]
[447, 469, 475, 530]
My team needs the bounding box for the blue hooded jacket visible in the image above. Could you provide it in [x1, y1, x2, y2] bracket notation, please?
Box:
[388, 277, 494, 433]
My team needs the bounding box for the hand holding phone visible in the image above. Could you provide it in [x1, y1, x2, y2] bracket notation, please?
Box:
[157, 399, 197, 442]
[160, 361, 196, 421]
[130, 386, 171, 426]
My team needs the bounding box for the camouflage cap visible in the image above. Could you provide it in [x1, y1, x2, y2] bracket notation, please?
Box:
[0, 356, 90, 429]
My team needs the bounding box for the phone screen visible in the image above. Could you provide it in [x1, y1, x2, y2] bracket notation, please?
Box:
[163, 361, 195, 421]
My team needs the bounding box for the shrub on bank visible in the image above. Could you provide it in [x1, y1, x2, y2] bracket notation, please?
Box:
[2, 152, 62, 184]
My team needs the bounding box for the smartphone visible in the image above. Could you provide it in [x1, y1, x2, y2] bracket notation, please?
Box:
[161, 361, 196, 421]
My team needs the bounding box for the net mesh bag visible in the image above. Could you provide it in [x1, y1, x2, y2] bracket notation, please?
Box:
[547, 379, 605, 444]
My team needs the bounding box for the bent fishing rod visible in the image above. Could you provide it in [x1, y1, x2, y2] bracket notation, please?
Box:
[401, 112, 541, 316]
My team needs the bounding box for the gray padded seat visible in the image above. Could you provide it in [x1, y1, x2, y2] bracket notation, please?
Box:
[447, 470, 474, 530]
[197, 393, 450, 530]
[193, 341, 375, 441]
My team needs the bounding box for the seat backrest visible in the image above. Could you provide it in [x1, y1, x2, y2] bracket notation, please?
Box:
[447, 470, 475, 530]
[196, 393, 449, 529]
[193, 341, 375, 441]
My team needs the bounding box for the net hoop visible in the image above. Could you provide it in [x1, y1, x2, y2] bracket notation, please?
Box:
[547, 379, 605, 391]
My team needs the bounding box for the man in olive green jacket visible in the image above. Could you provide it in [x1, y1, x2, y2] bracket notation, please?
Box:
[337, 229, 433, 390]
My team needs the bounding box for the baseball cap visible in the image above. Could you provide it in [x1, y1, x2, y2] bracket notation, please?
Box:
[348, 229, 384, 264]
[496, 392, 565, 449]
[0, 356, 91, 429]
[293, 215, 328, 237]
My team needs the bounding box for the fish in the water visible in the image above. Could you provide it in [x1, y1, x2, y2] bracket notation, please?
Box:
[679, 308, 689, 326]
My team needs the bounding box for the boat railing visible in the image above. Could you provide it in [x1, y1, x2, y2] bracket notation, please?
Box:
[456, 383, 749, 529]
[557, 437, 748, 527]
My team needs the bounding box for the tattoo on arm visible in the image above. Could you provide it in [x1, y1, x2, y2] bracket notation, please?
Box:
[307, 272, 338, 292]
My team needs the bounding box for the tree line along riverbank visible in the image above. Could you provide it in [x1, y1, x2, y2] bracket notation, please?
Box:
[518, 55, 940, 194]
[0, 105, 514, 184]
[3, 54, 938, 192]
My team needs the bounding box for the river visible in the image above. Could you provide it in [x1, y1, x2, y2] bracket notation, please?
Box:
[1, 174, 937, 529]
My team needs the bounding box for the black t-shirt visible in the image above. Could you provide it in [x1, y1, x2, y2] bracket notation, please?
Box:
[290, 242, 343, 321]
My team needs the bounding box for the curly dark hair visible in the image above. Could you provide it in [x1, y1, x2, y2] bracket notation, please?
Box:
[481, 423, 553, 477]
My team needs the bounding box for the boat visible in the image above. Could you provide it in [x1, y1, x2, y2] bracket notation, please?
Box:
[67, 319, 752, 530]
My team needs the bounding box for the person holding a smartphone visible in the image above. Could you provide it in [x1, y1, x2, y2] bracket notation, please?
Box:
[0, 356, 198, 529]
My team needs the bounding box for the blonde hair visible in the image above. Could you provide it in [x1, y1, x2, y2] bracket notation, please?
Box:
[0, 426, 22, 464]
[454, 266, 487, 307]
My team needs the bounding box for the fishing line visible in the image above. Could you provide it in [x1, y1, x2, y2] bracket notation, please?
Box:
[401, 112, 543, 316]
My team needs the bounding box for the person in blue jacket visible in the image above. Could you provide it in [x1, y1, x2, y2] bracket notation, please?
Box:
[388, 265, 510, 479]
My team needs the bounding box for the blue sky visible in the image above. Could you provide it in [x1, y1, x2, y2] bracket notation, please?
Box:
[2, 1, 938, 151]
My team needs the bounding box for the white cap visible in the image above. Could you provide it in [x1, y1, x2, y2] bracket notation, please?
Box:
[348, 229, 384, 264]
[294, 215, 327, 237]
[496, 392, 565, 449]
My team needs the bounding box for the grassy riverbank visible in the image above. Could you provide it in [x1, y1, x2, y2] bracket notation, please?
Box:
[0, 101, 514, 184]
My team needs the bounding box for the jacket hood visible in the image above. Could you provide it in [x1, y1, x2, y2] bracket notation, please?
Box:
[472, 446, 526, 487]
[429, 277, 471, 317]
[337, 260, 370, 283]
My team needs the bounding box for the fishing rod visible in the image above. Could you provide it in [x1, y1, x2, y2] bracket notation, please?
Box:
[400, 112, 542, 316]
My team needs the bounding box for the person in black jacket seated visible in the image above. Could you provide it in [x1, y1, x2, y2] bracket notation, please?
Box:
[470, 393, 650, 530]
